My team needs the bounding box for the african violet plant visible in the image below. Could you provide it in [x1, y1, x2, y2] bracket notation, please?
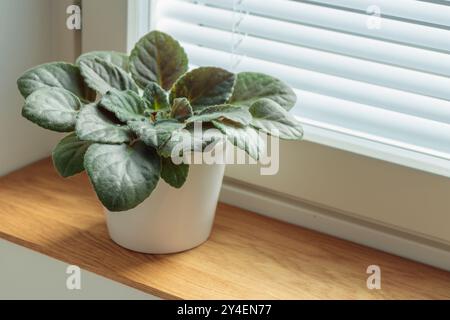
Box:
[17, 31, 303, 212]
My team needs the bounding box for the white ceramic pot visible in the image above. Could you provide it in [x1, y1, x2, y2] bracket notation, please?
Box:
[105, 163, 226, 254]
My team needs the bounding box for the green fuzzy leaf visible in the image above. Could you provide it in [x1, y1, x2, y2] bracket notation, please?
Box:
[230, 72, 297, 111]
[100, 89, 148, 122]
[159, 125, 224, 158]
[212, 120, 263, 160]
[186, 104, 251, 126]
[249, 98, 303, 140]
[170, 98, 193, 122]
[84, 142, 161, 211]
[128, 119, 185, 149]
[22, 87, 82, 132]
[79, 57, 138, 95]
[170, 67, 235, 110]
[52, 133, 92, 177]
[76, 103, 131, 144]
[143, 83, 170, 111]
[161, 157, 189, 189]
[17, 62, 91, 100]
[76, 51, 129, 70]
[129, 30, 188, 90]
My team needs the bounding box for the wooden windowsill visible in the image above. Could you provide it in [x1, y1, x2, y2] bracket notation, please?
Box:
[0, 158, 449, 299]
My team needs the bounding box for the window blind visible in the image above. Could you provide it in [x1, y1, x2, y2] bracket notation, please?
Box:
[147, 0, 450, 174]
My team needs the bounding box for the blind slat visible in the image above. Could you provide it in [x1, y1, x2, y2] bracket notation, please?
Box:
[182, 42, 450, 155]
[171, 39, 450, 126]
[159, 0, 450, 76]
[304, 0, 450, 27]
[152, 0, 450, 165]
[185, 0, 450, 52]
[160, 19, 450, 103]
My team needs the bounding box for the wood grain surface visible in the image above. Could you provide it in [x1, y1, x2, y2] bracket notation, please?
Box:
[0, 158, 449, 299]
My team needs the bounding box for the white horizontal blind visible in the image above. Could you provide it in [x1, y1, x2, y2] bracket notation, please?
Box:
[148, 0, 450, 174]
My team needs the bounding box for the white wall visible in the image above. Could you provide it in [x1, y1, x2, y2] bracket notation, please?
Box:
[0, 0, 80, 176]
[81, 0, 129, 53]
[51, 0, 81, 62]
[0, 239, 157, 299]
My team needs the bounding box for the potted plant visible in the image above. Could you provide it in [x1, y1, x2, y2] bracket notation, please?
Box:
[17, 31, 303, 254]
